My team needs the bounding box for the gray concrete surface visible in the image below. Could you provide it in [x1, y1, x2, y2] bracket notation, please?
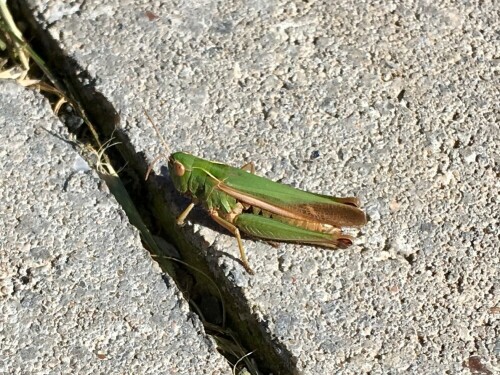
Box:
[0, 81, 231, 374]
[13, 0, 500, 373]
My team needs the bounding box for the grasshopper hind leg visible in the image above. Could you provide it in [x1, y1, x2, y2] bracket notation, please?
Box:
[234, 213, 354, 250]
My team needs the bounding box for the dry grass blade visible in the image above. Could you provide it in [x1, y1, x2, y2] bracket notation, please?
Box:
[53, 97, 67, 115]
[91, 134, 123, 176]
[0, 1, 29, 70]
[233, 350, 256, 375]
[0, 66, 22, 79]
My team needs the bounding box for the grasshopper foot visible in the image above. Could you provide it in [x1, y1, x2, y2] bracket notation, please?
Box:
[242, 262, 255, 275]
[176, 202, 195, 227]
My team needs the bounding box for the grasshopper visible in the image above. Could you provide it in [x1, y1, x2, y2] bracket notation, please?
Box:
[145, 113, 367, 274]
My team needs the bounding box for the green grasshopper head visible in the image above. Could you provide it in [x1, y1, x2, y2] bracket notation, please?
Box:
[168, 152, 195, 193]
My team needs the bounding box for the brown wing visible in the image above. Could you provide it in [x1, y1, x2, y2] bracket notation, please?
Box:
[217, 183, 367, 227]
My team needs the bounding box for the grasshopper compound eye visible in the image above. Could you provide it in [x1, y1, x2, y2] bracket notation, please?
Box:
[172, 160, 186, 176]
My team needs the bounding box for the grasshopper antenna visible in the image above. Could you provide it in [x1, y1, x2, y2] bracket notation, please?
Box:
[143, 108, 170, 180]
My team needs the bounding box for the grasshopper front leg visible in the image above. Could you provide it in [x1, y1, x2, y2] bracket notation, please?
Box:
[176, 202, 195, 226]
[208, 210, 255, 275]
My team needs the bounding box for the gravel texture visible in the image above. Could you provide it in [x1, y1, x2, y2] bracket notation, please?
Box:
[11, 0, 500, 373]
[0, 81, 230, 374]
